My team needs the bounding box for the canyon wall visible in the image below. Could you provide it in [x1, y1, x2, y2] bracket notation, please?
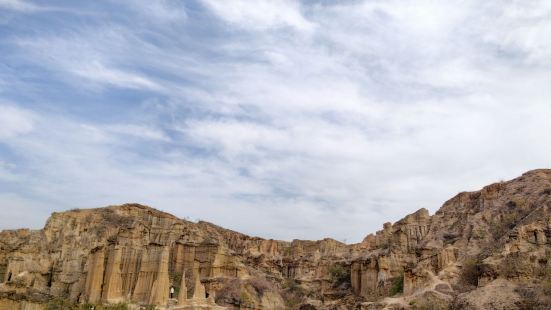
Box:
[2, 169, 551, 309]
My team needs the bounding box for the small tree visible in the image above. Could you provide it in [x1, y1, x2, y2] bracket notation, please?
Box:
[329, 264, 350, 285]
[389, 273, 404, 296]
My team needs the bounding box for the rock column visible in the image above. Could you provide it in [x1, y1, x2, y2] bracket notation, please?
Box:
[178, 271, 187, 304]
[149, 246, 170, 305]
[84, 249, 105, 304]
[102, 246, 123, 303]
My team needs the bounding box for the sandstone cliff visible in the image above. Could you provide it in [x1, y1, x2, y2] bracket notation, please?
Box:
[2, 169, 551, 309]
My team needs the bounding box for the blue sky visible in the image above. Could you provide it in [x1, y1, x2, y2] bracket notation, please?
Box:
[1, 0, 551, 242]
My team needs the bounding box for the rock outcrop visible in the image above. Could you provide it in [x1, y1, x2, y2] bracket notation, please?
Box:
[2, 169, 551, 309]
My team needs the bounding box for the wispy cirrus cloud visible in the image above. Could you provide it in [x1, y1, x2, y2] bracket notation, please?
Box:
[123, 0, 187, 22]
[73, 62, 164, 91]
[200, 0, 314, 31]
[0, 0, 38, 12]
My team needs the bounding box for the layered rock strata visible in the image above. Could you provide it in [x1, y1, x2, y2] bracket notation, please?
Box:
[2, 169, 551, 309]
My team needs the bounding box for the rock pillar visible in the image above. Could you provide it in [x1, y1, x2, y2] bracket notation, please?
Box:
[149, 246, 170, 305]
[102, 246, 123, 303]
[84, 249, 105, 304]
[178, 271, 187, 304]
[192, 274, 206, 300]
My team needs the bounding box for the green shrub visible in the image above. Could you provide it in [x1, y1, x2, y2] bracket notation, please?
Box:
[283, 278, 295, 289]
[47, 298, 73, 310]
[282, 290, 303, 309]
[240, 290, 254, 305]
[329, 264, 350, 285]
[282, 278, 306, 309]
[170, 271, 183, 297]
[103, 303, 128, 310]
[389, 273, 404, 296]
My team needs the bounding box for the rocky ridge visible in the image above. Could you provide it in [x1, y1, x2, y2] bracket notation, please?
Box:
[2, 169, 551, 309]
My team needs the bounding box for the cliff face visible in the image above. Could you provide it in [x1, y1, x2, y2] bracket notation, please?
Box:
[2, 169, 551, 309]
[0, 204, 353, 309]
[352, 169, 551, 309]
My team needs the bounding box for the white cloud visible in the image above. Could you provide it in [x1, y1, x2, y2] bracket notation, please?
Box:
[200, 0, 314, 32]
[0, 0, 38, 12]
[0, 105, 34, 139]
[14, 31, 165, 91]
[126, 0, 187, 22]
[480, 1, 551, 65]
[105, 124, 170, 142]
[0, 161, 18, 181]
[2, 0, 551, 242]
[73, 62, 163, 91]
[0, 193, 53, 230]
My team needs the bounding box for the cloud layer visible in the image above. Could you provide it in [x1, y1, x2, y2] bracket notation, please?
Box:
[1, 0, 551, 241]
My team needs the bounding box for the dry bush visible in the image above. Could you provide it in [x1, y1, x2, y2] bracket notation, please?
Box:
[283, 278, 306, 294]
[443, 233, 459, 243]
[534, 259, 550, 278]
[216, 278, 271, 307]
[47, 298, 73, 310]
[283, 290, 304, 310]
[409, 300, 448, 310]
[215, 278, 241, 304]
[102, 210, 134, 228]
[513, 286, 551, 310]
[408, 291, 449, 310]
[247, 277, 273, 296]
[541, 278, 551, 296]
[501, 254, 531, 278]
[490, 213, 519, 239]
[460, 258, 482, 287]
[282, 278, 307, 309]
[102, 303, 129, 310]
[239, 290, 255, 307]
[490, 200, 530, 239]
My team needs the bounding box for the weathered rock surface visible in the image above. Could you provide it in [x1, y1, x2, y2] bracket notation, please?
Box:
[2, 169, 551, 309]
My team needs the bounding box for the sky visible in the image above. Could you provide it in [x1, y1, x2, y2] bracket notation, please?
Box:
[1, 0, 551, 242]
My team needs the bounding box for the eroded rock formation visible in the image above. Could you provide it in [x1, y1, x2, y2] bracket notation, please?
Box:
[2, 169, 551, 309]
